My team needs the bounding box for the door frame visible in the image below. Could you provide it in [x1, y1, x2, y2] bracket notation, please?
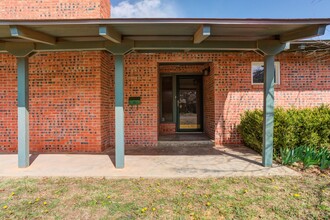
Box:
[176, 75, 203, 132]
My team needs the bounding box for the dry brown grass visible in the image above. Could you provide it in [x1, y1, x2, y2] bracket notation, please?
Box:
[0, 174, 329, 219]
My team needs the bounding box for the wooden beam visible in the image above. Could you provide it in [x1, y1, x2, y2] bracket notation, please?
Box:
[194, 25, 211, 44]
[35, 41, 106, 52]
[280, 25, 326, 43]
[99, 26, 122, 44]
[10, 25, 56, 45]
[1, 40, 258, 54]
[124, 36, 193, 41]
[134, 40, 257, 51]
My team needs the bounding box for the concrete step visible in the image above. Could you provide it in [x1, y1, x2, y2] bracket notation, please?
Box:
[157, 140, 214, 147]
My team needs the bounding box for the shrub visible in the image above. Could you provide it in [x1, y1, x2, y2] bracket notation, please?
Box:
[238, 105, 330, 155]
[237, 109, 263, 153]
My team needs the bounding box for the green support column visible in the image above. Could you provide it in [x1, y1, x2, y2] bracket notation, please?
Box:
[115, 55, 125, 168]
[258, 40, 287, 167]
[17, 57, 29, 168]
[262, 55, 275, 167]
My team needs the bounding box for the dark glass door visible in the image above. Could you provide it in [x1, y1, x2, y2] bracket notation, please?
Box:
[177, 76, 203, 132]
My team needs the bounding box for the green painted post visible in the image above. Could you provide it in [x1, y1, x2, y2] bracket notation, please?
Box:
[115, 55, 125, 168]
[17, 57, 29, 168]
[262, 55, 275, 167]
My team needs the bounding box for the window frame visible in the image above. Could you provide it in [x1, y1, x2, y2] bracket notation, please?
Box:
[251, 61, 281, 85]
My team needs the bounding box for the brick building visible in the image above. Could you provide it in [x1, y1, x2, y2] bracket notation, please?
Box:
[0, 0, 329, 168]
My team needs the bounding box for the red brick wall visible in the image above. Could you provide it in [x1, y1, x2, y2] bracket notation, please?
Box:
[0, 51, 112, 153]
[124, 52, 330, 147]
[159, 123, 176, 135]
[0, 54, 17, 152]
[29, 51, 106, 152]
[159, 64, 205, 74]
[213, 52, 330, 145]
[100, 51, 115, 151]
[124, 54, 159, 147]
[0, 0, 110, 19]
[203, 63, 215, 140]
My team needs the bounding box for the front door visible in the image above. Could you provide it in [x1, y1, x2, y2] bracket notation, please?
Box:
[177, 76, 203, 132]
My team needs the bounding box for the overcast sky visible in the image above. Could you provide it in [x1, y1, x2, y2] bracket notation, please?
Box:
[110, 0, 330, 39]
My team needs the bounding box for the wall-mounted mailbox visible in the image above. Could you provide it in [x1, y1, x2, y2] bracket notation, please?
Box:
[128, 97, 141, 105]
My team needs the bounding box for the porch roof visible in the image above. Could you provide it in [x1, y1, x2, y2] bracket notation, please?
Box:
[0, 18, 329, 55]
[5, 18, 330, 169]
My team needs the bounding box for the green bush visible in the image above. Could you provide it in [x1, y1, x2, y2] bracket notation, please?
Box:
[237, 109, 263, 153]
[238, 105, 330, 155]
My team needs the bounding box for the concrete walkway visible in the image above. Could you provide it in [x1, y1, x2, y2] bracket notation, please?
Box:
[0, 146, 299, 178]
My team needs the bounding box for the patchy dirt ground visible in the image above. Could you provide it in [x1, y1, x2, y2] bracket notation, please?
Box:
[0, 174, 329, 219]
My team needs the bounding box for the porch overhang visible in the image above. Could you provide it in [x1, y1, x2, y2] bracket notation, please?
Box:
[0, 18, 329, 169]
[0, 18, 329, 55]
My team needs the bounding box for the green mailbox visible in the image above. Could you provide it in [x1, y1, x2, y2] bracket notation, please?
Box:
[128, 97, 141, 106]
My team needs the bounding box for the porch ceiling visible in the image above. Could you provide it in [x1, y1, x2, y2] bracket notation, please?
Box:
[0, 18, 329, 55]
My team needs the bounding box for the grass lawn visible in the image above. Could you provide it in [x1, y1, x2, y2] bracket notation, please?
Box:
[0, 175, 329, 219]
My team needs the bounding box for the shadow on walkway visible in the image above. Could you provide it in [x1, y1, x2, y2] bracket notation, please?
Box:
[104, 144, 262, 167]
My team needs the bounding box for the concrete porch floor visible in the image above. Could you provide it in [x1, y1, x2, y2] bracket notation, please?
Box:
[0, 145, 299, 178]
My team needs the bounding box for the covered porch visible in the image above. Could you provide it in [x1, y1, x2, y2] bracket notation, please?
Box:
[0, 18, 329, 169]
[0, 145, 298, 177]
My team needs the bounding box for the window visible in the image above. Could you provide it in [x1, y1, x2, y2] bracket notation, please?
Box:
[251, 62, 280, 85]
[161, 76, 173, 122]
